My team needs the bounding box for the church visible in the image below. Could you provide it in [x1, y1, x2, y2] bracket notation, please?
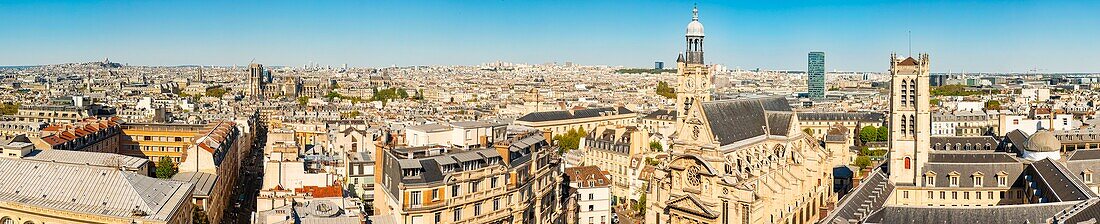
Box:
[820, 55, 1100, 223]
[645, 6, 847, 224]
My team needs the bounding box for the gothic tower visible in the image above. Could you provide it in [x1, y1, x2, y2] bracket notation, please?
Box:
[249, 63, 264, 99]
[675, 5, 713, 129]
[888, 53, 931, 186]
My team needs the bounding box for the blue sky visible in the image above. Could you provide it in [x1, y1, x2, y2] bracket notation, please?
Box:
[1, 0, 1098, 72]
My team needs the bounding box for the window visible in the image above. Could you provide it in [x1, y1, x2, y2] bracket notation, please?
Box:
[491, 177, 498, 188]
[1000, 191, 1005, 199]
[952, 192, 958, 199]
[940, 191, 945, 199]
[1086, 173, 1094, 183]
[589, 193, 594, 200]
[493, 198, 500, 210]
[474, 202, 481, 215]
[470, 181, 479, 193]
[589, 205, 594, 211]
[432, 189, 439, 200]
[435, 212, 441, 223]
[928, 191, 934, 199]
[452, 185, 460, 197]
[454, 208, 462, 221]
[964, 192, 969, 199]
[904, 157, 911, 169]
[997, 176, 1008, 187]
[903, 191, 909, 198]
[949, 176, 959, 187]
[926, 176, 936, 186]
[974, 176, 983, 188]
[410, 191, 422, 206]
[977, 191, 982, 199]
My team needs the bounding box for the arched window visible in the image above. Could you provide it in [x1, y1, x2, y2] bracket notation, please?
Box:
[904, 157, 911, 169]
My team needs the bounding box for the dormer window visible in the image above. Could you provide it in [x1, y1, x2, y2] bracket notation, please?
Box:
[973, 172, 984, 188]
[1085, 171, 1094, 184]
[925, 172, 937, 186]
[947, 171, 961, 187]
[997, 173, 1008, 187]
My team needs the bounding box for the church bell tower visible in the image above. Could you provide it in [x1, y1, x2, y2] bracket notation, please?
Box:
[675, 5, 713, 130]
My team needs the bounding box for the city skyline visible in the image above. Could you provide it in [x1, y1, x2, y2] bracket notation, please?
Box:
[2, 1, 1099, 73]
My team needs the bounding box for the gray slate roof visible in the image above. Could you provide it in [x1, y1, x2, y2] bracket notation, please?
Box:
[865, 202, 1077, 224]
[516, 107, 634, 122]
[0, 158, 193, 221]
[24, 149, 149, 171]
[701, 96, 792, 146]
[171, 172, 217, 197]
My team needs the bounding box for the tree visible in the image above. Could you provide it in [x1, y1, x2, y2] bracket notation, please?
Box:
[297, 96, 309, 107]
[930, 98, 941, 106]
[155, 157, 177, 179]
[397, 89, 409, 98]
[876, 126, 889, 142]
[985, 100, 1002, 110]
[0, 102, 18, 115]
[192, 206, 210, 224]
[853, 156, 872, 170]
[931, 84, 978, 96]
[204, 87, 228, 98]
[553, 128, 587, 154]
[634, 191, 648, 215]
[859, 126, 878, 143]
[655, 81, 676, 99]
[649, 141, 663, 152]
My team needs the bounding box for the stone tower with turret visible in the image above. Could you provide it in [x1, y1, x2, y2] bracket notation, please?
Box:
[888, 53, 931, 186]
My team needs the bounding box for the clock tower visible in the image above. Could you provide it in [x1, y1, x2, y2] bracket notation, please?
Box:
[675, 6, 713, 130]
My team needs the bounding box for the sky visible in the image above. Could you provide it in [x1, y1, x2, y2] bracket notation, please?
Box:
[1, 0, 1098, 73]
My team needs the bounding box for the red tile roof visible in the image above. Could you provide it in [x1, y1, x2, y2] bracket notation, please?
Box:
[294, 185, 343, 198]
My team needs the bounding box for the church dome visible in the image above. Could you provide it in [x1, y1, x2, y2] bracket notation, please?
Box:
[1026, 130, 1061, 152]
[686, 21, 704, 36]
[686, 6, 704, 36]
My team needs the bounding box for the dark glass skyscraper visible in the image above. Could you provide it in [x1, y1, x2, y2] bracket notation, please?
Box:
[807, 51, 826, 99]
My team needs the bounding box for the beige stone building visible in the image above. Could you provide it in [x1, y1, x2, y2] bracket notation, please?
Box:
[514, 107, 636, 137]
[644, 7, 843, 224]
[373, 131, 562, 224]
[581, 124, 652, 202]
[822, 54, 1100, 223]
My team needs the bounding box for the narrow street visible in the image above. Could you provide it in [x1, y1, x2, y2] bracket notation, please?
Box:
[222, 123, 267, 224]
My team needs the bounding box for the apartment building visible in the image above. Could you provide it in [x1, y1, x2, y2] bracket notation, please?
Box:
[374, 131, 562, 224]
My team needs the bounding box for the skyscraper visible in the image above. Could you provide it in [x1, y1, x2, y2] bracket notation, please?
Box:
[655, 61, 664, 70]
[807, 51, 826, 99]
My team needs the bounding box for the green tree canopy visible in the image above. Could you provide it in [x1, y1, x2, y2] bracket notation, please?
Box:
[876, 126, 889, 142]
[931, 84, 979, 96]
[985, 100, 1002, 110]
[204, 87, 228, 98]
[155, 157, 177, 179]
[859, 126, 878, 143]
[297, 96, 309, 107]
[853, 156, 872, 170]
[656, 81, 676, 99]
[0, 102, 19, 115]
[649, 141, 663, 152]
[553, 128, 587, 154]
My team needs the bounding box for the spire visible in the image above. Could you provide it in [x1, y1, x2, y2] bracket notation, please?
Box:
[692, 4, 699, 21]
